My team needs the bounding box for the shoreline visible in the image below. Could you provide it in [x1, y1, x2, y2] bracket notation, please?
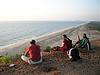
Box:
[0, 26, 73, 49]
[0, 22, 92, 56]
[0, 26, 74, 56]
[0, 28, 74, 55]
[0, 22, 89, 49]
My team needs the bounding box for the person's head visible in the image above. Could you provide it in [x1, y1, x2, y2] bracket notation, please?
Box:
[63, 34, 67, 38]
[83, 33, 87, 38]
[63, 34, 68, 40]
[30, 40, 36, 45]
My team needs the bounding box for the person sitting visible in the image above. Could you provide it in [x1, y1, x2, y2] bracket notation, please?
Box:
[60, 34, 72, 52]
[68, 48, 80, 62]
[21, 40, 42, 64]
[75, 33, 91, 50]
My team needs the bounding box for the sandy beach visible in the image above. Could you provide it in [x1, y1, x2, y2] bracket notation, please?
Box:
[0, 22, 100, 56]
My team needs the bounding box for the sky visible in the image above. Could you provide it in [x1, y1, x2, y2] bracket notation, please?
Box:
[0, 0, 99, 21]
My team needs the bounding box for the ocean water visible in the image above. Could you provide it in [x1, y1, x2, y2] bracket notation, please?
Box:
[0, 21, 86, 47]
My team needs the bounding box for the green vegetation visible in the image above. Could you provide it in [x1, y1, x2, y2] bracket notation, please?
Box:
[0, 56, 11, 64]
[83, 21, 100, 31]
[44, 46, 51, 52]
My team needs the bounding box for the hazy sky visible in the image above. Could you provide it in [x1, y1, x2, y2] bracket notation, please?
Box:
[0, 0, 99, 21]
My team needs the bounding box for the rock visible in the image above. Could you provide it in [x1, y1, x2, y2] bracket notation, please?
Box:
[9, 64, 16, 67]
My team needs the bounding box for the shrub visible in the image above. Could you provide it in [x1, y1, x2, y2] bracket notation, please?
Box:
[0, 56, 11, 64]
[44, 46, 51, 52]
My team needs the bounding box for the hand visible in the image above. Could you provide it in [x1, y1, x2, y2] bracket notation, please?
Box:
[24, 53, 27, 56]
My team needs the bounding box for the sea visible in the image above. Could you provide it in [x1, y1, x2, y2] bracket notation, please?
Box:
[0, 21, 87, 48]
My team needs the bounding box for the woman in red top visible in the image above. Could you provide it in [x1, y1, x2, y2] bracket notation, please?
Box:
[21, 40, 42, 64]
[60, 35, 72, 52]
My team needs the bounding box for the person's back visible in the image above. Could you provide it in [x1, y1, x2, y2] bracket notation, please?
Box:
[68, 39, 72, 50]
[67, 48, 80, 62]
[71, 48, 80, 61]
[63, 39, 72, 51]
[80, 38, 89, 48]
[60, 35, 72, 52]
[21, 40, 42, 64]
[28, 44, 41, 61]
[75, 33, 92, 50]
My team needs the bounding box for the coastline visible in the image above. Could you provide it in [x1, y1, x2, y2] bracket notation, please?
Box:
[0, 22, 89, 48]
[1, 21, 99, 56]
[0, 26, 75, 56]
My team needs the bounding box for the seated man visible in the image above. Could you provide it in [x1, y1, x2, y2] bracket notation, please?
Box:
[21, 40, 42, 64]
[75, 33, 91, 50]
[68, 48, 80, 62]
[60, 34, 72, 52]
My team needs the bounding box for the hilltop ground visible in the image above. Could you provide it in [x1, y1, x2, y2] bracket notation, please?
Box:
[0, 39, 100, 75]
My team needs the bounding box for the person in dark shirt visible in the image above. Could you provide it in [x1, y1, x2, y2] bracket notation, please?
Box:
[21, 40, 42, 64]
[68, 48, 80, 62]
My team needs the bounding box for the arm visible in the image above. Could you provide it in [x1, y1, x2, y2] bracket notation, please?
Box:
[77, 34, 80, 41]
[60, 41, 64, 47]
[86, 38, 91, 50]
[74, 35, 81, 47]
[66, 37, 71, 41]
[24, 47, 30, 56]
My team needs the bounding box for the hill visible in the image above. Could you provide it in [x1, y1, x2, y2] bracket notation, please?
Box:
[79, 21, 100, 31]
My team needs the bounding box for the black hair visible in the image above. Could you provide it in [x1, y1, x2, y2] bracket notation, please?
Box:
[30, 40, 36, 44]
[63, 34, 67, 38]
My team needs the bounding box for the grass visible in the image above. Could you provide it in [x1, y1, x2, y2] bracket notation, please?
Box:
[44, 46, 51, 52]
[81, 21, 100, 31]
[0, 56, 11, 64]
